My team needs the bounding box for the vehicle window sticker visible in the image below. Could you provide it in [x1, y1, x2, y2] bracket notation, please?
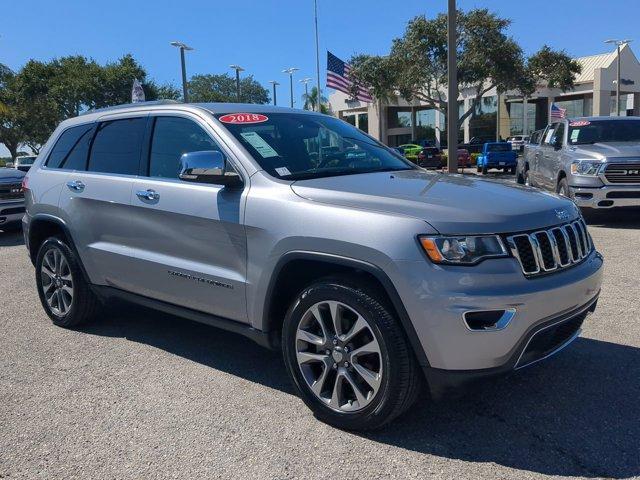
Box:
[544, 129, 555, 144]
[275, 166, 291, 176]
[240, 131, 279, 158]
[570, 130, 580, 142]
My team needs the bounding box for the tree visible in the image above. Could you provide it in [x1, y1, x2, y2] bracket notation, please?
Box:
[348, 9, 582, 131]
[0, 66, 24, 159]
[302, 86, 329, 113]
[188, 73, 269, 104]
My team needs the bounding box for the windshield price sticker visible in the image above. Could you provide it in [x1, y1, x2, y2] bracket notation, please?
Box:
[219, 113, 269, 124]
[240, 131, 279, 158]
[569, 121, 590, 127]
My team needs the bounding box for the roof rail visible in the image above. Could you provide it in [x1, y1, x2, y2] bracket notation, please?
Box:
[81, 99, 181, 115]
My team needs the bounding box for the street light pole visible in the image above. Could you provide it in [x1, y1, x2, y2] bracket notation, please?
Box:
[605, 39, 632, 116]
[314, 0, 322, 112]
[447, 0, 458, 173]
[269, 80, 280, 106]
[283, 67, 299, 108]
[300, 78, 312, 109]
[229, 65, 245, 102]
[170, 41, 193, 103]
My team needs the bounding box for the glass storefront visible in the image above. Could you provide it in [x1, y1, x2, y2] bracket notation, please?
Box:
[508, 101, 537, 136]
[555, 96, 593, 118]
[469, 95, 497, 140]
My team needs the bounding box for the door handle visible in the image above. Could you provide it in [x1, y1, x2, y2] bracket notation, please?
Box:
[66, 180, 85, 192]
[136, 189, 160, 201]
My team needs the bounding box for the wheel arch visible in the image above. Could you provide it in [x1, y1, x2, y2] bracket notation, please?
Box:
[262, 251, 430, 368]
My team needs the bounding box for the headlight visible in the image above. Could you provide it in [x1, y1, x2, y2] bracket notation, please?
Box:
[571, 160, 602, 176]
[419, 235, 508, 265]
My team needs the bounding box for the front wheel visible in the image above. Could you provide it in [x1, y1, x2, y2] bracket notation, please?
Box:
[557, 178, 571, 198]
[282, 278, 422, 430]
[482, 165, 488, 174]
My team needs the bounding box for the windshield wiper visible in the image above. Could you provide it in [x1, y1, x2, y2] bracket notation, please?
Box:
[283, 166, 412, 181]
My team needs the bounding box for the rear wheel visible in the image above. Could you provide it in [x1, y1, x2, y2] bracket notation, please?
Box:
[35, 237, 98, 328]
[282, 278, 422, 430]
[510, 166, 516, 174]
[482, 165, 488, 175]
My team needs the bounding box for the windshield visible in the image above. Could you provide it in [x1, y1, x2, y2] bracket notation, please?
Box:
[568, 119, 640, 145]
[488, 143, 511, 152]
[216, 113, 414, 180]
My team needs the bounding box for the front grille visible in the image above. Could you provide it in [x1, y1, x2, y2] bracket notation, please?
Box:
[515, 311, 587, 368]
[604, 163, 640, 184]
[506, 219, 592, 277]
[0, 183, 23, 201]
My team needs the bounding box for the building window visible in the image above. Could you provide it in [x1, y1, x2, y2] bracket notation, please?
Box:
[469, 95, 497, 141]
[343, 114, 356, 126]
[357, 113, 369, 133]
[387, 110, 412, 128]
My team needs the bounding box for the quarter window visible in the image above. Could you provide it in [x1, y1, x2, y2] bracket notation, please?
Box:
[46, 124, 94, 170]
[87, 117, 147, 175]
[148, 116, 223, 179]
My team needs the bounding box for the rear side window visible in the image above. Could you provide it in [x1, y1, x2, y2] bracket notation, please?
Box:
[46, 124, 94, 170]
[148, 116, 223, 179]
[88, 117, 147, 175]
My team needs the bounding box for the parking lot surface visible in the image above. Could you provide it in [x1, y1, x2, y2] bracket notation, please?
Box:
[1, 203, 639, 479]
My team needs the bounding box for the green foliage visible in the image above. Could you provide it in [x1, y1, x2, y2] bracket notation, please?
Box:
[188, 73, 269, 104]
[348, 8, 581, 130]
[302, 86, 329, 113]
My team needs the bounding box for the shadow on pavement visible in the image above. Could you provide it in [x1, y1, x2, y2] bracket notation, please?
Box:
[81, 305, 639, 478]
[0, 229, 25, 246]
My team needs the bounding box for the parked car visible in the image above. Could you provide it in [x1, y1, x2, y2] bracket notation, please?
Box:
[14, 155, 37, 172]
[516, 129, 544, 185]
[460, 136, 493, 154]
[477, 142, 518, 174]
[507, 135, 530, 153]
[457, 148, 471, 168]
[417, 147, 443, 169]
[23, 102, 603, 430]
[0, 167, 26, 231]
[516, 117, 640, 210]
[397, 143, 422, 161]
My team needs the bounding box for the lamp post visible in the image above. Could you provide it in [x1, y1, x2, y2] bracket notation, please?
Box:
[300, 77, 312, 109]
[605, 39, 632, 116]
[170, 41, 193, 103]
[282, 67, 299, 108]
[446, 0, 458, 173]
[269, 80, 280, 106]
[229, 64, 245, 102]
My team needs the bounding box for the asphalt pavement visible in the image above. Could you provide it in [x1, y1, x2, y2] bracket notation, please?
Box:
[1, 192, 639, 479]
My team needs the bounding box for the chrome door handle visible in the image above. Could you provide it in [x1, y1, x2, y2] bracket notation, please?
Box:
[136, 189, 160, 201]
[66, 180, 85, 192]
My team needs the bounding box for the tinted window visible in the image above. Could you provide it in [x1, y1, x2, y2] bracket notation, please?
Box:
[149, 117, 222, 179]
[47, 124, 94, 169]
[552, 123, 565, 146]
[568, 119, 640, 145]
[488, 143, 511, 152]
[88, 117, 146, 175]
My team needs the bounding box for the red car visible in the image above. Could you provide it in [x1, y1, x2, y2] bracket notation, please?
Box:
[457, 149, 471, 168]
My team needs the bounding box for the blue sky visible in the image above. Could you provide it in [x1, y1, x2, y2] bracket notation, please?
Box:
[1, 0, 639, 155]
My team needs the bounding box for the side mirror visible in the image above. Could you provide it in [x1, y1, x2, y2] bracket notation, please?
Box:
[179, 151, 243, 188]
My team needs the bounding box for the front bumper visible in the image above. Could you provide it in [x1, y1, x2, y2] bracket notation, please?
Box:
[0, 200, 25, 227]
[570, 184, 640, 208]
[388, 249, 603, 372]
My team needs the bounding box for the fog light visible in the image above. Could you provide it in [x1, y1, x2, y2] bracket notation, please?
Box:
[463, 309, 516, 331]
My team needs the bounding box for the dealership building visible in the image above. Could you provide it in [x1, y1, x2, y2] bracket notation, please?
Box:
[328, 44, 640, 146]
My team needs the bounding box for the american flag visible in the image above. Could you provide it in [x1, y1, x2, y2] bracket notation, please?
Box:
[326, 51, 373, 103]
[550, 103, 566, 120]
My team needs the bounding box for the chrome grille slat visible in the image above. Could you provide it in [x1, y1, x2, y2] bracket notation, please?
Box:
[603, 163, 640, 184]
[506, 219, 593, 277]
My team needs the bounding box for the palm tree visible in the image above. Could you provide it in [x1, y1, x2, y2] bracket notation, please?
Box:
[302, 86, 329, 113]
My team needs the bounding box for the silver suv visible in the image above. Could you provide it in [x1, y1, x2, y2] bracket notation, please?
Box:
[23, 102, 603, 430]
[517, 117, 640, 209]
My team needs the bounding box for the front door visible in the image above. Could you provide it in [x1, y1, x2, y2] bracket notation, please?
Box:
[125, 114, 248, 323]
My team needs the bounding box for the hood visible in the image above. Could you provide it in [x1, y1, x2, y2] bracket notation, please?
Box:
[0, 168, 25, 182]
[569, 142, 640, 160]
[291, 170, 579, 234]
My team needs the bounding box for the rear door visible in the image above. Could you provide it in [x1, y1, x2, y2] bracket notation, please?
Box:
[58, 114, 148, 288]
[125, 112, 249, 322]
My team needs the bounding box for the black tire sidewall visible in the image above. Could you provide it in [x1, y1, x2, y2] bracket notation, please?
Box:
[282, 281, 405, 430]
[35, 237, 83, 327]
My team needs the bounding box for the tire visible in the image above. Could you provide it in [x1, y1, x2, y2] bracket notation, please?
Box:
[35, 236, 99, 328]
[510, 166, 516, 174]
[476, 165, 482, 173]
[482, 165, 488, 175]
[557, 177, 571, 198]
[524, 169, 531, 186]
[282, 277, 422, 430]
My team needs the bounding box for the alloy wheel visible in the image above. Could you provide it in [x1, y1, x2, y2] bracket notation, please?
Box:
[40, 247, 74, 316]
[295, 300, 383, 413]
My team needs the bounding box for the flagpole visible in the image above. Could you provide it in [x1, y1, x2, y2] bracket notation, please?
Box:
[314, 0, 321, 112]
